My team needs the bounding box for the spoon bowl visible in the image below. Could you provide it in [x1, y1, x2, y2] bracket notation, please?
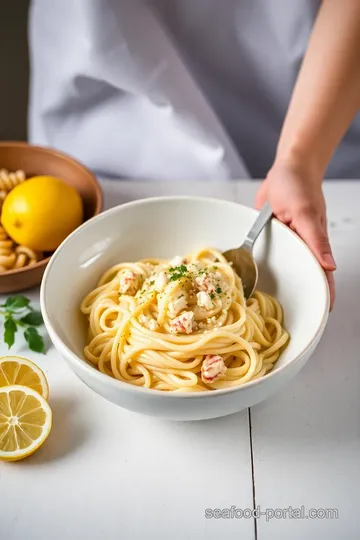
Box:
[222, 246, 259, 298]
[223, 202, 273, 298]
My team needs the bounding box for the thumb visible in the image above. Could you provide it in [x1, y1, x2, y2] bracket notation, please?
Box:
[255, 181, 268, 210]
[294, 213, 336, 271]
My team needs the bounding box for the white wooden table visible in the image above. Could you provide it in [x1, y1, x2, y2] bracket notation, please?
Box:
[1, 180, 359, 540]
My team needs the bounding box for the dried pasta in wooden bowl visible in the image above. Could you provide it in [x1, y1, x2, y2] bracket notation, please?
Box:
[0, 226, 43, 273]
[0, 170, 44, 274]
[0, 141, 102, 293]
[0, 169, 26, 211]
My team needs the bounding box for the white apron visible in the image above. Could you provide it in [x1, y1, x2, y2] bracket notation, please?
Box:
[28, 0, 360, 179]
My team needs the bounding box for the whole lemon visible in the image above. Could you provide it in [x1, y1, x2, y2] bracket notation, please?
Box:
[1, 175, 83, 251]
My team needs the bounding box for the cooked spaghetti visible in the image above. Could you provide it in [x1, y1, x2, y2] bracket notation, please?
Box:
[81, 248, 289, 392]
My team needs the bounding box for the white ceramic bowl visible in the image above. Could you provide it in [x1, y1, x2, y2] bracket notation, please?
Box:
[40, 197, 329, 421]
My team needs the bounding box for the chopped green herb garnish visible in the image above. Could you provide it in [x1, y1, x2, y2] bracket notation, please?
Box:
[169, 264, 188, 281]
[216, 287, 222, 294]
[210, 293, 215, 299]
[149, 280, 155, 286]
[169, 264, 187, 274]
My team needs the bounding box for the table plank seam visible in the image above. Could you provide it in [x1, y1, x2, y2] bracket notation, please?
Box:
[248, 407, 258, 540]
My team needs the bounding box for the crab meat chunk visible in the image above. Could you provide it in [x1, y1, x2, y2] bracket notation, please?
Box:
[154, 271, 169, 293]
[168, 294, 188, 318]
[201, 354, 227, 384]
[169, 311, 194, 334]
[196, 291, 213, 311]
[119, 269, 141, 295]
[195, 273, 216, 294]
[170, 255, 184, 267]
[187, 262, 200, 273]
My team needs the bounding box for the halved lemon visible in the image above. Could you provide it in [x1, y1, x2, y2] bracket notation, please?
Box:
[0, 385, 52, 461]
[0, 356, 49, 400]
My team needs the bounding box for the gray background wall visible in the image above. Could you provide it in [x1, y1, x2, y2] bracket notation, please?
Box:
[0, 1, 30, 140]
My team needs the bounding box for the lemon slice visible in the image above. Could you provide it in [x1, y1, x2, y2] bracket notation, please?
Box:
[0, 385, 52, 461]
[0, 356, 49, 399]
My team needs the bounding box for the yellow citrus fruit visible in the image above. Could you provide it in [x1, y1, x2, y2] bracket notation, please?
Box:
[1, 175, 83, 251]
[0, 385, 52, 461]
[0, 356, 49, 400]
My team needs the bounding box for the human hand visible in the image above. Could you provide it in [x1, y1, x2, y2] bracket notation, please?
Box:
[255, 160, 336, 310]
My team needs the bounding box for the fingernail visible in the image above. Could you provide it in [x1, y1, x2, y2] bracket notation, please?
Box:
[323, 254, 337, 269]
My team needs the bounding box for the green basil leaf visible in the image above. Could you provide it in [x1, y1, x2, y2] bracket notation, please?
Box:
[20, 311, 43, 327]
[24, 327, 45, 354]
[4, 317, 17, 349]
[3, 295, 30, 311]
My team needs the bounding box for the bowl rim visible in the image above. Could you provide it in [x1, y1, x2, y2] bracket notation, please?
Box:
[40, 195, 330, 399]
[0, 141, 103, 278]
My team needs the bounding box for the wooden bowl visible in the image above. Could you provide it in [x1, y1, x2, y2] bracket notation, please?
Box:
[0, 142, 103, 293]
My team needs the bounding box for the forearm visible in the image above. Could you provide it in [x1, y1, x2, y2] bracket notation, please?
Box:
[276, 0, 360, 179]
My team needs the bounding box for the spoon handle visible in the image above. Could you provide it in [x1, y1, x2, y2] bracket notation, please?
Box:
[243, 202, 273, 252]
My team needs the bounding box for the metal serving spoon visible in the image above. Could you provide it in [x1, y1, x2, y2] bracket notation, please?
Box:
[223, 202, 273, 299]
